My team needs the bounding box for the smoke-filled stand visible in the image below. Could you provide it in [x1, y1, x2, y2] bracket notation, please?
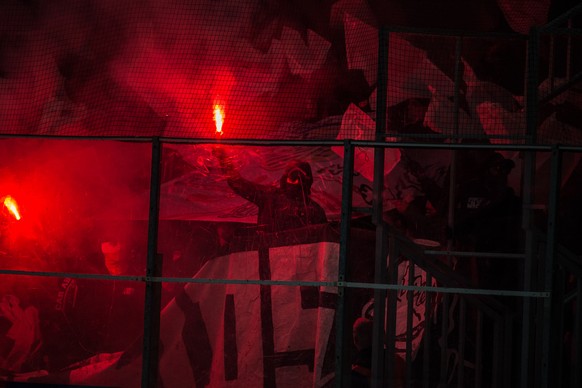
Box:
[2, 1, 582, 388]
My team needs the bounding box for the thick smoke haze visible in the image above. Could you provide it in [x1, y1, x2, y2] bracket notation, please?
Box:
[0, 0, 573, 271]
[0, 138, 151, 272]
[0, 0, 557, 138]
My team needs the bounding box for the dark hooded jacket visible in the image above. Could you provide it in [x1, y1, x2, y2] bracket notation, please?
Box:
[224, 160, 327, 233]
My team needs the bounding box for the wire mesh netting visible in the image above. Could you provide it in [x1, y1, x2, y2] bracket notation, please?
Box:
[381, 33, 530, 144]
[2, 2, 582, 388]
[1, 1, 580, 144]
[537, 10, 582, 144]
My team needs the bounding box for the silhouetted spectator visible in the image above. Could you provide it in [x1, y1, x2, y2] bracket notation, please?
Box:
[351, 317, 373, 387]
[454, 151, 521, 288]
[214, 146, 327, 233]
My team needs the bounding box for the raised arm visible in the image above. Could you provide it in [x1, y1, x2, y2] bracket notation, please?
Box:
[213, 146, 268, 205]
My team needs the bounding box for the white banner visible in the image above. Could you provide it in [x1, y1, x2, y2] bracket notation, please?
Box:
[69, 241, 339, 388]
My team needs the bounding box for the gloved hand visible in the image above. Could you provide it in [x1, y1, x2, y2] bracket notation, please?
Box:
[212, 145, 227, 162]
[212, 145, 236, 174]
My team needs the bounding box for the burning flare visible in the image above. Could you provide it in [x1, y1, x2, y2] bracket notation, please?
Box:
[3, 195, 21, 221]
[213, 103, 225, 136]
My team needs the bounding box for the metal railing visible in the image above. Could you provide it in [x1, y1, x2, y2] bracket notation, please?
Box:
[1, 5, 582, 388]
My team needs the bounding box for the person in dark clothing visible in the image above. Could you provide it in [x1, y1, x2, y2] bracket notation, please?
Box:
[351, 317, 373, 387]
[350, 317, 405, 387]
[214, 146, 327, 233]
[454, 151, 521, 288]
[0, 273, 144, 375]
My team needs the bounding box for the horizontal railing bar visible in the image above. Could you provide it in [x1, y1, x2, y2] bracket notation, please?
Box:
[424, 250, 525, 259]
[539, 71, 582, 104]
[2, 133, 580, 152]
[539, 27, 582, 35]
[341, 282, 548, 298]
[386, 25, 526, 38]
[0, 269, 550, 297]
[386, 132, 529, 140]
[540, 3, 582, 31]
[0, 133, 153, 142]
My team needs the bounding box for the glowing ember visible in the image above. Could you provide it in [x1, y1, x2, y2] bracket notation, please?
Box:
[213, 103, 225, 136]
[3, 195, 21, 221]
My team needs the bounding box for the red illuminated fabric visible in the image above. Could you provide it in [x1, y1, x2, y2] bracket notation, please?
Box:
[4, 227, 437, 387]
[67, 240, 339, 387]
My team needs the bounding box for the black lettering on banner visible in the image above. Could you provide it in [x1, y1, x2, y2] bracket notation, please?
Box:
[258, 246, 277, 387]
[175, 290, 213, 388]
[272, 349, 314, 371]
[322, 316, 336, 377]
[356, 184, 374, 205]
[260, 248, 339, 387]
[412, 273, 425, 321]
[300, 286, 336, 310]
[224, 293, 238, 381]
[299, 286, 337, 377]
[397, 264, 426, 322]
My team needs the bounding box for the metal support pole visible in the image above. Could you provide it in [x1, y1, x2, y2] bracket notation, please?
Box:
[371, 25, 389, 388]
[573, 281, 582, 387]
[452, 37, 462, 141]
[385, 235, 399, 387]
[553, 267, 566, 388]
[375, 26, 389, 156]
[520, 26, 540, 388]
[525, 26, 540, 145]
[566, 19, 572, 82]
[439, 294, 450, 386]
[540, 145, 562, 387]
[549, 35, 555, 90]
[422, 273, 433, 388]
[406, 263, 415, 387]
[336, 140, 354, 388]
[457, 298, 466, 388]
[476, 311, 483, 388]
[446, 37, 462, 261]
[141, 137, 163, 388]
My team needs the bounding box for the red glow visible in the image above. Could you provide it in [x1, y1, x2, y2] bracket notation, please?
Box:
[3, 195, 21, 221]
[213, 103, 225, 136]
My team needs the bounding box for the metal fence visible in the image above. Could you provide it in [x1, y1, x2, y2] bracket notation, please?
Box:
[1, 4, 582, 388]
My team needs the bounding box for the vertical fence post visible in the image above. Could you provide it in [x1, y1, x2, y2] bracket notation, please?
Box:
[371, 24, 389, 388]
[540, 145, 562, 387]
[573, 280, 582, 387]
[141, 137, 163, 388]
[336, 139, 354, 388]
[446, 36, 463, 262]
[385, 235, 399, 387]
[423, 273, 434, 388]
[520, 26, 540, 388]
[566, 18, 572, 82]
[406, 263, 416, 387]
[553, 266, 566, 388]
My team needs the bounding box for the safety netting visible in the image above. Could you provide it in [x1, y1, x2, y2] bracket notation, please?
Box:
[1, 0, 580, 144]
[2, 2, 582, 388]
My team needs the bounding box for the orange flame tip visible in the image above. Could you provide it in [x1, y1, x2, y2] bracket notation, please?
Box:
[213, 104, 225, 136]
[3, 195, 21, 221]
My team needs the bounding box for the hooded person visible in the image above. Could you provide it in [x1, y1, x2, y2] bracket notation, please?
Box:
[214, 147, 327, 233]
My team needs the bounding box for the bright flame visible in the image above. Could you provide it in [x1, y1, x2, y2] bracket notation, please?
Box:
[213, 103, 225, 136]
[3, 195, 21, 221]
